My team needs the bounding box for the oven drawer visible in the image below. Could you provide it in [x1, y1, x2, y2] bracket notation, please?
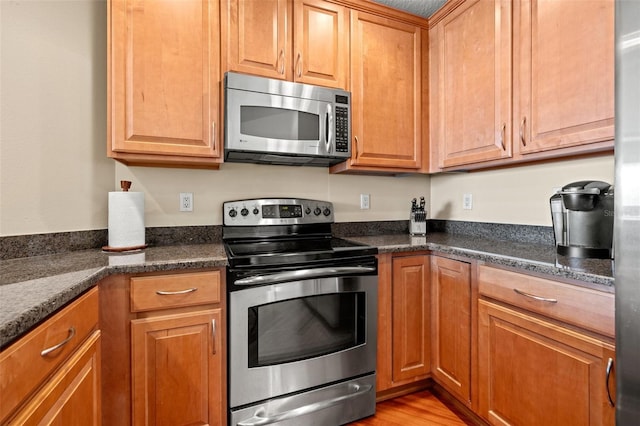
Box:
[130, 271, 221, 312]
[478, 265, 614, 337]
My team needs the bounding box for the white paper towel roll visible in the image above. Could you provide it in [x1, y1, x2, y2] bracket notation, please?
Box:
[108, 191, 145, 249]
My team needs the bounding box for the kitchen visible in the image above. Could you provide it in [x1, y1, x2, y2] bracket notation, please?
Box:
[0, 0, 631, 425]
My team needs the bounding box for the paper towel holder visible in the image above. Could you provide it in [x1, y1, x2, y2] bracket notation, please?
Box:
[102, 180, 148, 253]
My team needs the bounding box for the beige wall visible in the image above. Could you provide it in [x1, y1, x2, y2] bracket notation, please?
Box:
[430, 155, 615, 226]
[0, 0, 616, 237]
[115, 162, 430, 227]
[0, 0, 113, 236]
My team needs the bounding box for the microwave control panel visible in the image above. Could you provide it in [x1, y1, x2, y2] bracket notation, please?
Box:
[335, 105, 349, 153]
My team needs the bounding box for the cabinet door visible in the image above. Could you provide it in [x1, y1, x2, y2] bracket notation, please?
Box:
[293, 0, 349, 89]
[349, 11, 422, 170]
[433, 0, 512, 168]
[431, 256, 471, 404]
[131, 310, 223, 426]
[223, 0, 291, 80]
[109, 0, 220, 160]
[479, 300, 615, 426]
[391, 255, 430, 383]
[7, 331, 101, 426]
[515, 0, 614, 154]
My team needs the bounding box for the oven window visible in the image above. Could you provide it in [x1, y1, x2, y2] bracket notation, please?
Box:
[248, 292, 366, 367]
[240, 106, 319, 141]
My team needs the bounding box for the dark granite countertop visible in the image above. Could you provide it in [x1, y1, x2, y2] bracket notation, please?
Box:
[0, 244, 228, 350]
[0, 231, 614, 350]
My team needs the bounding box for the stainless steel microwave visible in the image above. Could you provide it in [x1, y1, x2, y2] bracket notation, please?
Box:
[224, 72, 351, 167]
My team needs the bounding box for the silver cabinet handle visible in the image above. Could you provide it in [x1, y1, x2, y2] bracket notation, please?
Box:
[235, 266, 376, 286]
[278, 49, 285, 75]
[513, 288, 558, 303]
[237, 383, 372, 426]
[211, 121, 216, 145]
[500, 123, 506, 150]
[296, 53, 302, 77]
[520, 116, 527, 146]
[41, 327, 76, 356]
[606, 357, 615, 407]
[156, 287, 198, 295]
[211, 319, 217, 355]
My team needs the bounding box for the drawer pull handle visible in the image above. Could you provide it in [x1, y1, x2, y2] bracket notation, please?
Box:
[606, 357, 615, 407]
[513, 288, 557, 303]
[156, 288, 198, 296]
[41, 327, 76, 356]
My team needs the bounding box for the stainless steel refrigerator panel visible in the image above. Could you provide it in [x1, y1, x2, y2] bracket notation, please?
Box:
[615, 0, 640, 423]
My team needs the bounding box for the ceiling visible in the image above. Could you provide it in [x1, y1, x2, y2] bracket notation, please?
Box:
[371, 0, 447, 18]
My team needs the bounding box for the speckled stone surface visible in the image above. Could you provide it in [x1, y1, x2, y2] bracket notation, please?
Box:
[0, 244, 228, 349]
[346, 233, 614, 290]
[0, 220, 614, 350]
[0, 226, 223, 260]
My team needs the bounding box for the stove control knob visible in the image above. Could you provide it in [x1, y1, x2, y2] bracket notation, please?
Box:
[314, 207, 322, 216]
[241, 208, 249, 217]
[228, 208, 237, 218]
[253, 207, 260, 215]
[305, 207, 312, 215]
[323, 208, 331, 216]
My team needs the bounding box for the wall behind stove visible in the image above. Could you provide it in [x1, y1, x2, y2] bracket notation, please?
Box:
[114, 162, 430, 227]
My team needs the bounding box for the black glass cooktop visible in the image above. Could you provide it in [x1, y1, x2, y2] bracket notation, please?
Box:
[224, 237, 378, 269]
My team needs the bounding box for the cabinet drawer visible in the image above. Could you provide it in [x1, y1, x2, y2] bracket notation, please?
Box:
[0, 287, 99, 422]
[130, 271, 221, 312]
[478, 265, 614, 337]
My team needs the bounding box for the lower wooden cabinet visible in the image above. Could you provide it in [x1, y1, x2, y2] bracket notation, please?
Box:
[6, 331, 101, 425]
[376, 253, 431, 396]
[100, 270, 226, 426]
[0, 287, 100, 425]
[430, 256, 472, 405]
[131, 310, 222, 426]
[478, 300, 615, 426]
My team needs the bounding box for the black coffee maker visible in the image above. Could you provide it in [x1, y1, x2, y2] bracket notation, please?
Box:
[550, 180, 614, 259]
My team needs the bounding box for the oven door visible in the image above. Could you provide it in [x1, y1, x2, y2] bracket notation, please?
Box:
[229, 273, 377, 409]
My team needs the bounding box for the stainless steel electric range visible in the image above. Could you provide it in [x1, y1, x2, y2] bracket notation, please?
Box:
[223, 198, 378, 426]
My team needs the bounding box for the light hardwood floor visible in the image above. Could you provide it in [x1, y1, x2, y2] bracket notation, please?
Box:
[349, 390, 474, 426]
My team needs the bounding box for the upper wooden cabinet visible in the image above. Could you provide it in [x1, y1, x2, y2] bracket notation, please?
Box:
[222, 0, 349, 89]
[430, 0, 513, 168]
[108, 0, 221, 168]
[514, 0, 614, 156]
[331, 10, 426, 173]
[429, 0, 614, 171]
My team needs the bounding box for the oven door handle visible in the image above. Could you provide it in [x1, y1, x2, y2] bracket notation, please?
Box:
[237, 383, 372, 426]
[234, 266, 376, 286]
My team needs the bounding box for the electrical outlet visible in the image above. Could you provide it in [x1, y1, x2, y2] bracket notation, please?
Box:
[180, 192, 193, 212]
[463, 193, 473, 210]
[360, 194, 370, 210]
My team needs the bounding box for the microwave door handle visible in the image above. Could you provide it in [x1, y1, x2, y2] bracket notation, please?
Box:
[325, 104, 334, 153]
